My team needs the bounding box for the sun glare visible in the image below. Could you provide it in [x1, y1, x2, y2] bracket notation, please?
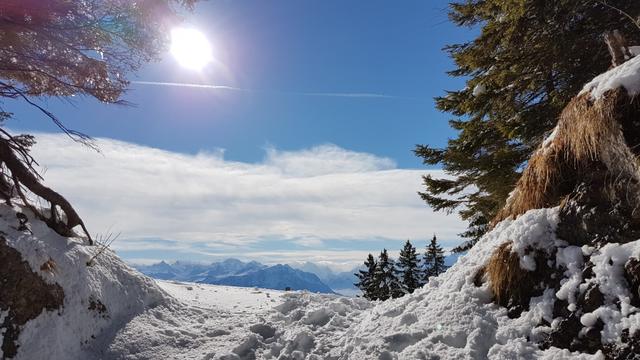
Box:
[170, 28, 213, 71]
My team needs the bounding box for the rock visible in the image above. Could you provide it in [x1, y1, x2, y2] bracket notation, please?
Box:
[557, 181, 640, 247]
[582, 319, 604, 354]
[0, 237, 64, 358]
[624, 257, 640, 307]
[603, 329, 640, 360]
[578, 284, 604, 313]
[540, 313, 581, 351]
[552, 299, 571, 319]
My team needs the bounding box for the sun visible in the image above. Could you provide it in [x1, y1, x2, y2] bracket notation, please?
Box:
[170, 28, 213, 71]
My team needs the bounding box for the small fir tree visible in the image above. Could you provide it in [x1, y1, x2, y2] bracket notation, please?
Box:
[374, 249, 404, 300]
[423, 235, 447, 282]
[354, 254, 378, 300]
[397, 240, 422, 293]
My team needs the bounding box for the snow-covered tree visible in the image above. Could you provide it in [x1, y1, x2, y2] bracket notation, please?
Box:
[423, 235, 447, 282]
[354, 254, 378, 300]
[397, 240, 422, 293]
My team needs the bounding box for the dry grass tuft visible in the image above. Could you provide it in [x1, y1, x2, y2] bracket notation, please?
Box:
[485, 242, 527, 307]
[494, 88, 640, 225]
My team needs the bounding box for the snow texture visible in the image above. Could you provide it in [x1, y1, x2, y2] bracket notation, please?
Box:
[0, 204, 166, 360]
[10, 204, 638, 359]
[472, 83, 486, 97]
[581, 53, 640, 99]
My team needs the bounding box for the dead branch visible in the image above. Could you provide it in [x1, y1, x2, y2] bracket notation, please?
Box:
[0, 136, 92, 244]
[604, 30, 632, 67]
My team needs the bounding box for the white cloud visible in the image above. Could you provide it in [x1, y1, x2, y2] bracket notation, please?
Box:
[264, 144, 395, 176]
[28, 133, 465, 265]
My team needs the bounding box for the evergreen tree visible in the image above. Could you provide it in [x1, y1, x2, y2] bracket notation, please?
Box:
[415, 0, 640, 251]
[354, 254, 378, 300]
[397, 240, 421, 293]
[423, 235, 447, 282]
[373, 249, 404, 300]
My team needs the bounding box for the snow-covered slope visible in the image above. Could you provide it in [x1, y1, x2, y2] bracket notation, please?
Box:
[156, 280, 285, 312]
[105, 280, 371, 359]
[0, 204, 167, 360]
[112, 209, 613, 359]
[6, 202, 635, 359]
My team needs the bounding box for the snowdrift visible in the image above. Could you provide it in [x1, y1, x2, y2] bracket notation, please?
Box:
[0, 204, 167, 359]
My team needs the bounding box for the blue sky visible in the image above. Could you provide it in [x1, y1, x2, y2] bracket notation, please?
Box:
[7, 1, 477, 269]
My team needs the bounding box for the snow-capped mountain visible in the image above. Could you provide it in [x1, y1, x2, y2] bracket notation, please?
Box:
[289, 262, 359, 294]
[134, 259, 334, 294]
[206, 264, 334, 294]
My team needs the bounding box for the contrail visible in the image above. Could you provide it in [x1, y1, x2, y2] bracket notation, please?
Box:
[131, 80, 406, 99]
[132, 81, 246, 92]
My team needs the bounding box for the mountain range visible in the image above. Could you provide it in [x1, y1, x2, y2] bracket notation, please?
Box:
[134, 259, 335, 294]
[133, 254, 462, 296]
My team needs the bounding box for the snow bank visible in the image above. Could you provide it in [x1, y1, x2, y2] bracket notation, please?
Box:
[6, 200, 638, 359]
[581, 53, 640, 99]
[0, 204, 167, 359]
[105, 280, 371, 359]
[339, 208, 592, 360]
[111, 208, 598, 360]
[98, 208, 616, 359]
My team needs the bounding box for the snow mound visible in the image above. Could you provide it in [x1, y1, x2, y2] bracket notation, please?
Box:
[101, 208, 622, 359]
[6, 199, 638, 359]
[106, 280, 371, 359]
[339, 208, 597, 360]
[581, 53, 640, 99]
[0, 204, 167, 359]
[143, 208, 601, 360]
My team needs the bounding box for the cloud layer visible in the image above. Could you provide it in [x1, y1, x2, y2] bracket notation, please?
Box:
[29, 133, 464, 267]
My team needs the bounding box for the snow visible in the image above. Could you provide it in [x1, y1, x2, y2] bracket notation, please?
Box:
[106, 283, 370, 359]
[581, 53, 640, 99]
[156, 280, 285, 312]
[472, 83, 486, 97]
[0, 204, 166, 360]
[555, 246, 584, 307]
[7, 202, 640, 359]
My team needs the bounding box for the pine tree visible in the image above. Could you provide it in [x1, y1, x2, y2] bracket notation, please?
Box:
[354, 254, 378, 300]
[397, 240, 421, 293]
[415, 0, 640, 252]
[373, 249, 404, 300]
[423, 235, 447, 282]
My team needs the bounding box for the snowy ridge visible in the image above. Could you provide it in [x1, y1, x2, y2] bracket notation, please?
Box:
[581, 53, 640, 99]
[135, 260, 337, 294]
[0, 204, 167, 360]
